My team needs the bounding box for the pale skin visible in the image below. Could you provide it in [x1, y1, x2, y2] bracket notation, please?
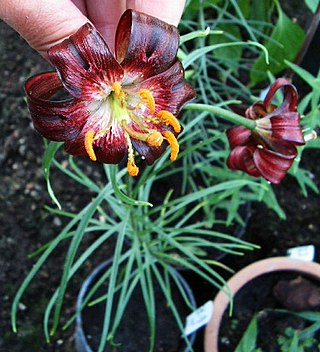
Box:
[0, 0, 186, 58]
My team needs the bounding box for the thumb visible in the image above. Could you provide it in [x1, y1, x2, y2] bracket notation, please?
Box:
[0, 0, 89, 58]
[126, 0, 186, 27]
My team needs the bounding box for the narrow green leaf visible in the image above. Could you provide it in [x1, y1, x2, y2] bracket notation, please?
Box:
[209, 24, 243, 74]
[284, 60, 320, 90]
[150, 263, 194, 352]
[50, 184, 112, 336]
[180, 27, 213, 45]
[98, 216, 129, 352]
[109, 165, 153, 207]
[183, 41, 268, 70]
[42, 141, 63, 209]
[290, 332, 300, 352]
[235, 315, 258, 352]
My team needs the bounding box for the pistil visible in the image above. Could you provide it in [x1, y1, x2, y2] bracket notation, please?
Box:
[112, 82, 126, 102]
[124, 132, 139, 176]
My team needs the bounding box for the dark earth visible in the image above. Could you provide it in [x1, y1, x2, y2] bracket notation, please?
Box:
[217, 271, 320, 352]
[1, 17, 320, 352]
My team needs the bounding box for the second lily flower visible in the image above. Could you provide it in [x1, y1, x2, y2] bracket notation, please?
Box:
[227, 79, 306, 184]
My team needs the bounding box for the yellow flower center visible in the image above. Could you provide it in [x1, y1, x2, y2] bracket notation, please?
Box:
[84, 82, 181, 176]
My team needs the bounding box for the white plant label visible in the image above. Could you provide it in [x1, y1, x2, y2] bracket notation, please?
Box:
[287, 245, 315, 262]
[184, 300, 213, 336]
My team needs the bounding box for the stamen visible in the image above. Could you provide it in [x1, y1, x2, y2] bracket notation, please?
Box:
[139, 89, 155, 114]
[146, 131, 164, 147]
[163, 131, 179, 161]
[122, 121, 161, 146]
[124, 132, 139, 176]
[156, 110, 181, 133]
[84, 130, 97, 161]
[112, 82, 126, 101]
[127, 159, 139, 176]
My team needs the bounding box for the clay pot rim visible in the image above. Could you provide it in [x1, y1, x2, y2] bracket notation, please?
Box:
[204, 256, 320, 352]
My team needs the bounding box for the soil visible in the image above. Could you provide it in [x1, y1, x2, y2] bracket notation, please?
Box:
[218, 272, 320, 352]
[1, 17, 320, 352]
[77, 261, 196, 352]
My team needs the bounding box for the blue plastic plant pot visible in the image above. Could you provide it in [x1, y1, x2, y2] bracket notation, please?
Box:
[75, 259, 197, 352]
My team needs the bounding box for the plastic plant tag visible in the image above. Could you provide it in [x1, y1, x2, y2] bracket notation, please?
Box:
[287, 245, 315, 262]
[184, 300, 213, 336]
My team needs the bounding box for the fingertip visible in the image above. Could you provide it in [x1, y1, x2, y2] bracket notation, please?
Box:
[0, 0, 89, 58]
[126, 0, 186, 27]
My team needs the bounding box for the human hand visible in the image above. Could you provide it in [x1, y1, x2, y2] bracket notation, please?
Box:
[0, 0, 186, 58]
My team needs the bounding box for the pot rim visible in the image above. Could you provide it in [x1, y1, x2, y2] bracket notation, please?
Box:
[204, 256, 320, 352]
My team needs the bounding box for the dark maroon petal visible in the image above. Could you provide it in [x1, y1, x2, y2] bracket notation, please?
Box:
[115, 10, 179, 82]
[264, 78, 298, 113]
[48, 23, 123, 99]
[129, 61, 195, 116]
[95, 127, 127, 163]
[270, 113, 305, 145]
[64, 127, 127, 164]
[132, 139, 167, 165]
[253, 146, 296, 184]
[245, 102, 268, 119]
[25, 72, 88, 141]
[226, 126, 252, 148]
[227, 145, 261, 177]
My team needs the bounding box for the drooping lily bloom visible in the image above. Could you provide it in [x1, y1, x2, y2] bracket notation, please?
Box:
[25, 10, 195, 176]
[227, 79, 305, 184]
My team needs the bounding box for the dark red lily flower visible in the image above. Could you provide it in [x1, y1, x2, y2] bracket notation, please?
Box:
[25, 10, 195, 176]
[227, 79, 305, 184]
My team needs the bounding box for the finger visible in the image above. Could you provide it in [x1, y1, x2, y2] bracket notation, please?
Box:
[0, 0, 89, 58]
[86, 0, 126, 50]
[126, 0, 186, 26]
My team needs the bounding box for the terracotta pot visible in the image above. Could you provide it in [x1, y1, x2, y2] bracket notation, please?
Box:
[204, 256, 320, 352]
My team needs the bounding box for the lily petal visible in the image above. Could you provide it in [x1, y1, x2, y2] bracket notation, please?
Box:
[48, 23, 123, 99]
[270, 113, 305, 145]
[131, 61, 196, 116]
[227, 145, 261, 177]
[226, 125, 252, 148]
[254, 146, 296, 184]
[115, 10, 179, 83]
[131, 139, 167, 165]
[64, 124, 127, 164]
[264, 78, 298, 114]
[25, 72, 88, 141]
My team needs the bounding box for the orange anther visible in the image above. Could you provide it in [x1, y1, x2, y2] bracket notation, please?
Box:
[127, 159, 139, 176]
[84, 130, 97, 161]
[146, 131, 164, 147]
[156, 110, 181, 133]
[139, 89, 155, 114]
[163, 131, 179, 161]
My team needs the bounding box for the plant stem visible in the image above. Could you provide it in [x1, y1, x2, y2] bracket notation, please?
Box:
[184, 103, 256, 130]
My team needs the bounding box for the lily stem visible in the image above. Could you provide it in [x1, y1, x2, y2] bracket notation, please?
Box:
[184, 103, 256, 130]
